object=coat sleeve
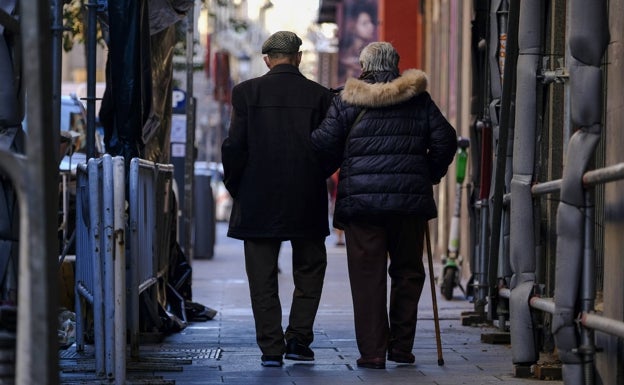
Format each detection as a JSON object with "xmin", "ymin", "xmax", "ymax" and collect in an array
[
  {"xmin": 426, "ymin": 95, "xmax": 458, "ymax": 184},
  {"xmin": 221, "ymin": 85, "xmax": 248, "ymax": 197},
  {"xmin": 311, "ymin": 97, "xmax": 348, "ymax": 178}
]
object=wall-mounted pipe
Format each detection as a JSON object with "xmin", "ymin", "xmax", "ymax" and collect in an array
[
  {"xmin": 581, "ymin": 313, "xmax": 624, "ymax": 340},
  {"xmin": 553, "ymin": 0, "xmax": 609, "ymax": 383},
  {"xmin": 532, "ymin": 163, "xmax": 624, "ymax": 196},
  {"xmin": 508, "ymin": 0, "xmax": 542, "ymax": 365},
  {"xmin": 509, "ymin": 293, "xmax": 624, "ymax": 339},
  {"xmin": 489, "ymin": 0, "xmax": 518, "ymax": 331}
]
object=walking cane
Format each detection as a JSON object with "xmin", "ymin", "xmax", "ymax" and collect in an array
[{"xmin": 425, "ymin": 224, "xmax": 445, "ymax": 366}]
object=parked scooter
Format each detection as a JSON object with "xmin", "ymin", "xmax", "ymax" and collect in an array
[{"xmin": 440, "ymin": 137, "xmax": 470, "ymax": 300}]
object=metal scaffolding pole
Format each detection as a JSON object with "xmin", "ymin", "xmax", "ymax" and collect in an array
[
  {"xmin": 183, "ymin": 6, "xmax": 196, "ymax": 261},
  {"xmin": 17, "ymin": 0, "xmax": 60, "ymax": 383},
  {"xmin": 51, "ymin": 0, "xmax": 63, "ymax": 139},
  {"xmin": 85, "ymin": 0, "xmax": 98, "ymax": 159}
]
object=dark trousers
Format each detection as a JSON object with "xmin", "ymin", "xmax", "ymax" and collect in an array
[
  {"xmin": 344, "ymin": 217, "xmax": 426, "ymax": 359},
  {"xmin": 244, "ymin": 238, "xmax": 327, "ymax": 356}
]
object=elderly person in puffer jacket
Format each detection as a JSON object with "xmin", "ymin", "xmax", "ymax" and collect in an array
[{"xmin": 311, "ymin": 42, "xmax": 457, "ymax": 370}]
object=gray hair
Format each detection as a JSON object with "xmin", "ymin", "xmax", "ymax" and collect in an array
[{"xmin": 359, "ymin": 42, "xmax": 400, "ymax": 73}]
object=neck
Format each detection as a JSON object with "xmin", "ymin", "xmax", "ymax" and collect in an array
[
  {"xmin": 270, "ymin": 58, "xmax": 296, "ymax": 67},
  {"xmin": 264, "ymin": 52, "xmax": 302, "ymax": 69}
]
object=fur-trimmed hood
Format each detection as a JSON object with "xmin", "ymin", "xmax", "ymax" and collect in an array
[{"xmin": 340, "ymin": 69, "xmax": 428, "ymax": 108}]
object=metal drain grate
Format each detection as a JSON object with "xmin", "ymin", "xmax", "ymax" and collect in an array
[
  {"xmin": 142, "ymin": 347, "xmax": 222, "ymax": 360},
  {"xmin": 59, "ymin": 349, "xmax": 94, "ymax": 360},
  {"xmin": 60, "ymin": 347, "xmax": 222, "ymax": 361}
]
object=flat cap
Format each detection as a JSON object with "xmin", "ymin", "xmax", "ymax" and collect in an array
[{"xmin": 261, "ymin": 31, "xmax": 302, "ymax": 54}]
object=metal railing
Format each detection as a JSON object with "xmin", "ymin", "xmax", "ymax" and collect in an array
[
  {"xmin": 128, "ymin": 158, "xmax": 175, "ymax": 357},
  {"xmin": 74, "ymin": 155, "xmax": 175, "ymax": 383},
  {"xmin": 74, "ymin": 155, "xmax": 126, "ymax": 382}
]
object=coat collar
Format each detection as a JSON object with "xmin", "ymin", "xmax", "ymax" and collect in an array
[
  {"xmin": 265, "ymin": 63, "xmax": 304, "ymax": 77},
  {"xmin": 340, "ymin": 69, "xmax": 428, "ymax": 108}
]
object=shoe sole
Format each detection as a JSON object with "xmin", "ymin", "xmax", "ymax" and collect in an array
[
  {"xmin": 387, "ymin": 356, "xmax": 415, "ymax": 364},
  {"xmin": 357, "ymin": 362, "xmax": 386, "ymax": 369},
  {"xmin": 261, "ymin": 360, "xmax": 283, "ymax": 367}
]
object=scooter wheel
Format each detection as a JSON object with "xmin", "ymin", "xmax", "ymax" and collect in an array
[{"xmin": 442, "ymin": 268, "xmax": 455, "ymax": 300}]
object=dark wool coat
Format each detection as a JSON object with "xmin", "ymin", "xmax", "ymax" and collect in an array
[
  {"xmin": 311, "ymin": 69, "xmax": 457, "ymax": 228},
  {"xmin": 222, "ymin": 64, "xmax": 334, "ymax": 240}
]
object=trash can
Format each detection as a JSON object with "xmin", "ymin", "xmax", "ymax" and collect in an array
[{"xmin": 193, "ymin": 165, "xmax": 216, "ymax": 259}]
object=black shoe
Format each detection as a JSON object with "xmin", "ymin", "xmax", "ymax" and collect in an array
[
  {"xmin": 284, "ymin": 339, "xmax": 314, "ymax": 361},
  {"xmin": 387, "ymin": 348, "xmax": 415, "ymax": 364},
  {"xmin": 356, "ymin": 356, "xmax": 386, "ymax": 369},
  {"xmin": 261, "ymin": 355, "xmax": 283, "ymax": 367}
]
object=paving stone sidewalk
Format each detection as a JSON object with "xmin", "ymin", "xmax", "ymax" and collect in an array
[
  {"xmin": 141, "ymin": 222, "xmax": 561, "ymax": 385},
  {"xmin": 60, "ymin": 222, "xmax": 562, "ymax": 384}
]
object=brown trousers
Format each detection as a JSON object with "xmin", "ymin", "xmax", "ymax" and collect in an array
[
  {"xmin": 344, "ymin": 217, "xmax": 426, "ymax": 359},
  {"xmin": 244, "ymin": 238, "xmax": 327, "ymax": 356}
]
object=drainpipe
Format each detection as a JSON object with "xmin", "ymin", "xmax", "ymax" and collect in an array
[
  {"xmin": 468, "ymin": 0, "xmax": 505, "ymax": 318},
  {"xmin": 85, "ymin": 0, "xmax": 98, "ymax": 159},
  {"xmin": 183, "ymin": 6, "xmax": 196, "ymax": 261},
  {"xmin": 508, "ymin": 0, "xmax": 542, "ymax": 365},
  {"xmin": 468, "ymin": 0, "xmax": 488, "ymax": 303},
  {"xmin": 490, "ymin": 0, "xmax": 518, "ymax": 331},
  {"xmin": 475, "ymin": 0, "xmax": 507, "ymax": 322},
  {"xmin": 51, "ymin": 0, "xmax": 62, "ymax": 145},
  {"xmin": 552, "ymin": 0, "xmax": 609, "ymax": 383},
  {"xmin": 580, "ymin": 192, "xmax": 595, "ymax": 385},
  {"xmin": 476, "ymin": 0, "xmax": 511, "ymax": 321}
]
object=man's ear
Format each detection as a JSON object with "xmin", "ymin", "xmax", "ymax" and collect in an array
[{"xmin": 263, "ymin": 55, "xmax": 271, "ymax": 68}]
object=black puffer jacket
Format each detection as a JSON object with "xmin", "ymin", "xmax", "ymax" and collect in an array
[{"xmin": 311, "ymin": 69, "xmax": 457, "ymax": 228}]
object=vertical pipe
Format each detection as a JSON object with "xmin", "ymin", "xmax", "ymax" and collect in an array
[
  {"xmin": 74, "ymin": 166, "xmax": 86, "ymax": 352},
  {"xmin": 103, "ymin": 155, "xmax": 115, "ymax": 378},
  {"xmin": 456, "ymin": 1, "xmax": 464, "ymax": 134},
  {"xmin": 553, "ymin": 0, "xmax": 608, "ymax": 382},
  {"xmin": 581, "ymin": 191, "xmax": 595, "ymax": 385},
  {"xmin": 476, "ymin": 201, "xmax": 489, "ymax": 316},
  {"xmin": 86, "ymin": 0, "xmax": 97, "ymax": 159},
  {"xmin": 475, "ymin": 117, "xmax": 492, "ymax": 316},
  {"xmin": 508, "ymin": 0, "xmax": 543, "ymax": 365},
  {"xmin": 491, "ymin": 0, "xmax": 519, "ymax": 328},
  {"xmin": 89, "ymin": 159, "xmax": 105, "ymax": 375},
  {"xmin": 183, "ymin": 6, "xmax": 196, "ymax": 261},
  {"xmin": 563, "ymin": 0, "xmax": 572, "ymax": 154},
  {"xmin": 17, "ymin": 1, "xmax": 59, "ymax": 383},
  {"xmin": 129, "ymin": 159, "xmax": 140, "ymax": 358},
  {"xmin": 51, "ymin": 0, "xmax": 63, "ymax": 140},
  {"xmin": 113, "ymin": 157, "xmax": 126, "ymax": 385},
  {"xmin": 496, "ymin": 0, "xmax": 508, "ymax": 84}
]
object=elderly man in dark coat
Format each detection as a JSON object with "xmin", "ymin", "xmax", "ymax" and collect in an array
[{"xmin": 221, "ymin": 31, "xmax": 334, "ymax": 368}]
